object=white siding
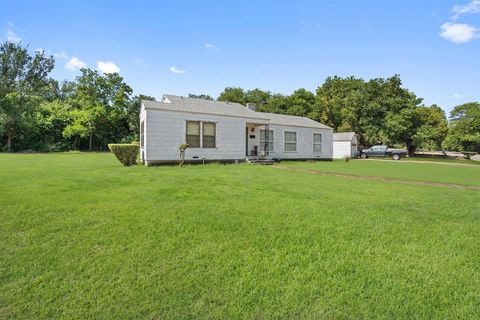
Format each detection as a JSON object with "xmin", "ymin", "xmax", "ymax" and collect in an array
[
  {"xmin": 144, "ymin": 108, "xmax": 333, "ymax": 163},
  {"xmin": 333, "ymin": 141, "xmax": 354, "ymax": 158},
  {"xmin": 145, "ymin": 109, "xmax": 259, "ymax": 162},
  {"xmin": 268, "ymin": 124, "xmax": 333, "ymax": 159}
]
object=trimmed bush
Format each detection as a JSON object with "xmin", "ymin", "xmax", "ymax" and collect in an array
[{"xmin": 108, "ymin": 144, "xmax": 139, "ymax": 166}]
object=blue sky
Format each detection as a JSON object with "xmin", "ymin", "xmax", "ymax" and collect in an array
[{"xmin": 1, "ymin": 0, "xmax": 479, "ymax": 113}]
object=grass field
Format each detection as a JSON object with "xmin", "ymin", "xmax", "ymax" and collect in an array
[
  {"xmin": 407, "ymin": 156, "xmax": 480, "ymax": 165},
  {"xmin": 282, "ymin": 159, "xmax": 480, "ymax": 187},
  {"xmin": 1, "ymin": 153, "xmax": 480, "ymax": 319}
]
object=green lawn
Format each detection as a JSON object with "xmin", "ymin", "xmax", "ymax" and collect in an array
[
  {"xmin": 1, "ymin": 153, "xmax": 480, "ymax": 319},
  {"xmin": 407, "ymin": 156, "xmax": 480, "ymax": 165},
  {"xmin": 282, "ymin": 159, "xmax": 480, "ymax": 187}
]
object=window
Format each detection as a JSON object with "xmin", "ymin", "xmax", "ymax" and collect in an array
[
  {"xmin": 371, "ymin": 146, "xmax": 385, "ymax": 152},
  {"xmin": 284, "ymin": 131, "xmax": 297, "ymax": 152},
  {"xmin": 260, "ymin": 129, "xmax": 274, "ymax": 152},
  {"xmin": 186, "ymin": 121, "xmax": 201, "ymax": 148},
  {"xmin": 202, "ymin": 122, "xmax": 216, "ymax": 148},
  {"xmin": 140, "ymin": 121, "xmax": 145, "ymax": 148},
  {"xmin": 313, "ymin": 133, "xmax": 322, "ymax": 152},
  {"xmin": 186, "ymin": 121, "xmax": 216, "ymax": 148}
]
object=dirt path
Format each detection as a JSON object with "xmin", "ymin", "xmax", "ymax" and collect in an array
[
  {"xmin": 272, "ymin": 165, "xmax": 480, "ymax": 191},
  {"xmin": 360, "ymin": 158, "xmax": 480, "ymax": 167}
]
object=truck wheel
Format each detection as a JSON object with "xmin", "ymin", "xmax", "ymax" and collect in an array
[
  {"xmin": 392, "ymin": 153, "xmax": 401, "ymax": 160},
  {"xmin": 361, "ymin": 153, "xmax": 368, "ymax": 159}
]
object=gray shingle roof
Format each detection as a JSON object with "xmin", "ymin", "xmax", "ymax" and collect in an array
[
  {"xmin": 143, "ymin": 95, "xmax": 269, "ymax": 120},
  {"xmin": 263, "ymin": 112, "xmax": 331, "ymax": 129},
  {"xmin": 143, "ymin": 95, "xmax": 331, "ymax": 129},
  {"xmin": 333, "ymin": 132, "xmax": 356, "ymax": 141}
]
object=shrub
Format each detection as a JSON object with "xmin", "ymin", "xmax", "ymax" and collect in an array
[
  {"xmin": 108, "ymin": 144, "xmax": 139, "ymax": 166},
  {"xmin": 344, "ymin": 156, "xmax": 351, "ymax": 162},
  {"xmin": 179, "ymin": 143, "xmax": 189, "ymax": 167}
]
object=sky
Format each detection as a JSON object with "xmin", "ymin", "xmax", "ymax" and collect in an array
[{"xmin": 1, "ymin": 0, "xmax": 479, "ymax": 114}]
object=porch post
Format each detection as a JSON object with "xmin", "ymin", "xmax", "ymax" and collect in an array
[{"xmin": 264, "ymin": 124, "xmax": 269, "ymax": 158}]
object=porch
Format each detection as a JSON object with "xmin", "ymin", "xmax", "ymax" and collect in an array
[{"xmin": 245, "ymin": 122, "xmax": 273, "ymax": 161}]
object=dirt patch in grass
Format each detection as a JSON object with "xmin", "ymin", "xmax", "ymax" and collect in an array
[
  {"xmin": 273, "ymin": 165, "xmax": 480, "ymax": 191},
  {"xmin": 362, "ymin": 158, "xmax": 480, "ymax": 167}
]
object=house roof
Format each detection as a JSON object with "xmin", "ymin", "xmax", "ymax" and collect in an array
[
  {"xmin": 142, "ymin": 95, "xmax": 332, "ymax": 129},
  {"xmin": 263, "ymin": 112, "xmax": 331, "ymax": 129},
  {"xmin": 143, "ymin": 95, "xmax": 269, "ymax": 120},
  {"xmin": 333, "ymin": 132, "xmax": 356, "ymax": 141}
]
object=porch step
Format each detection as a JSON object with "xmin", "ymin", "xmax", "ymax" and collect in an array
[{"xmin": 247, "ymin": 159, "xmax": 275, "ymax": 165}]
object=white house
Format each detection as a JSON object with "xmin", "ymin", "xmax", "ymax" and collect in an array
[
  {"xmin": 333, "ymin": 132, "xmax": 358, "ymax": 159},
  {"xmin": 140, "ymin": 95, "xmax": 333, "ymax": 165}
]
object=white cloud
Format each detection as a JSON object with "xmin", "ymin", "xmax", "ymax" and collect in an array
[
  {"xmin": 170, "ymin": 66, "xmax": 186, "ymax": 74},
  {"xmin": 453, "ymin": 93, "xmax": 463, "ymax": 98},
  {"xmin": 54, "ymin": 51, "xmax": 69, "ymax": 59},
  {"xmin": 66, "ymin": 57, "xmax": 87, "ymax": 71},
  {"xmin": 205, "ymin": 43, "xmax": 219, "ymax": 50},
  {"xmin": 6, "ymin": 22, "xmax": 21, "ymax": 43},
  {"xmin": 439, "ymin": 22, "xmax": 479, "ymax": 43},
  {"xmin": 453, "ymin": 0, "xmax": 480, "ymax": 19},
  {"xmin": 97, "ymin": 61, "xmax": 120, "ymax": 73}
]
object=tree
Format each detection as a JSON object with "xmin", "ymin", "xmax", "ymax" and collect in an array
[
  {"xmin": 0, "ymin": 41, "xmax": 54, "ymax": 151},
  {"xmin": 411, "ymin": 105, "xmax": 448, "ymax": 150},
  {"xmin": 71, "ymin": 68, "xmax": 133, "ymax": 150},
  {"xmin": 443, "ymin": 102, "xmax": 480, "ymax": 152},
  {"xmin": 287, "ymin": 88, "xmax": 315, "ymax": 117},
  {"xmin": 245, "ymin": 88, "xmax": 271, "ymax": 107},
  {"xmin": 34, "ymin": 100, "xmax": 75, "ymax": 151},
  {"xmin": 127, "ymin": 94, "xmax": 156, "ymax": 141},
  {"xmin": 257, "ymin": 93, "xmax": 289, "ymax": 114},
  {"xmin": 63, "ymin": 104, "xmax": 104, "ymax": 150},
  {"xmin": 188, "ymin": 93, "xmax": 213, "ymax": 100},
  {"xmin": 378, "ymin": 76, "xmax": 423, "ymax": 153},
  {"xmin": 217, "ymin": 87, "xmax": 246, "ymax": 104},
  {"xmin": 314, "ymin": 76, "xmax": 365, "ymax": 132}
]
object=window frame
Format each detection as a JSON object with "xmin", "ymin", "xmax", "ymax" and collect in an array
[
  {"xmin": 313, "ymin": 133, "xmax": 322, "ymax": 153},
  {"xmin": 202, "ymin": 122, "xmax": 216, "ymax": 149},
  {"xmin": 284, "ymin": 130, "xmax": 297, "ymax": 152},
  {"xmin": 185, "ymin": 121, "xmax": 201, "ymax": 148},
  {"xmin": 260, "ymin": 129, "xmax": 274, "ymax": 153}
]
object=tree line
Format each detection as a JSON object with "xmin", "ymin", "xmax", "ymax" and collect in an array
[
  {"xmin": 1, "ymin": 40, "xmax": 479, "ymax": 153},
  {"xmin": 214, "ymin": 81, "xmax": 478, "ymax": 153}
]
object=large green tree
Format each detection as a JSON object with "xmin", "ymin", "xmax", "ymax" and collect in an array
[
  {"xmin": 257, "ymin": 93, "xmax": 289, "ymax": 114},
  {"xmin": 313, "ymin": 76, "xmax": 365, "ymax": 132},
  {"xmin": 443, "ymin": 102, "xmax": 480, "ymax": 152},
  {"xmin": 69, "ymin": 68, "xmax": 133, "ymax": 150},
  {"xmin": 411, "ymin": 104, "xmax": 448, "ymax": 151},
  {"xmin": 245, "ymin": 88, "xmax": 271, "ymax": 107},
  {"xmin": 217, "ymin": 87, "xmax": 246, "ymax": 104},
  {"xmin": 286, "ymin": 88, "xmax": 315, "ymax": 117},
  {"xmin": 314, "ymin": 75, "xmax": 425, "ymax": 152},
  {"xmin": 0, "ymin": 41, "xmax": 54, "ymax": 151}
]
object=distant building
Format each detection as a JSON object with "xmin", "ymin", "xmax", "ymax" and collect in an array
[{"xmin": 333, "ymin": 132, "xmax": 358, "ymax": 159}]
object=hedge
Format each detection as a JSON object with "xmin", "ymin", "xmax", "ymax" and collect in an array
[{"xmin": 108, "ymin": 144, "xmax": 139, "ymax": 166}]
